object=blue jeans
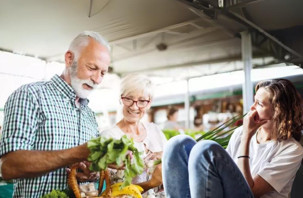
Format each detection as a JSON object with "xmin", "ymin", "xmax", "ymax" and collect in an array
[{"xmin": 162, "ymin": 135, "xmax": 253, "ymax": 198}]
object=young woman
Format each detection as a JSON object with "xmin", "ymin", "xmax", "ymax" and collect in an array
[
  {"xmin": 162, "ymin": 79, "xmax": 303, "ymax": 198},
  {"xmin": 101, "ymin": 74, "xmax": 167, "ymax": 198}
]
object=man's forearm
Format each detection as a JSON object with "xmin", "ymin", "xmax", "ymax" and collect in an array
[{"xmin": 1, "ymin": 143, "xmax": 89, "ymax": 180}]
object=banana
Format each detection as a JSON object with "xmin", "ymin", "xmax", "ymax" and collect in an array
[
  {"xmin": 133, "ymin": 185, "xmax": 143, "ymax": 192},
  {"xmin": 111, "ymin": 185, "xmax": 142, "ymax": 198},
  {"xmin": 110, "ymin": 182, "xmax": 142, "ymax": 191},
  {"xmin": 102, "ymin": 182, "xmax": 143, "ymax": 198},
  {"xmin": 110, "ymin": 182, "xmax": 124, "ymax": 188}
]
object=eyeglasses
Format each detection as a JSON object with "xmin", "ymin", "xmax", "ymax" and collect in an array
[{"xmin": 121, "ymin": 96, "xmax": 150, "ymax": 108}]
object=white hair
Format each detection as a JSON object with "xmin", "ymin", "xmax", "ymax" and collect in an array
[
  {"xmin": 68, "ymin": 31, "xmax": 111, "ymax": 60},
  {"xmin": 120, "ymin": 73, "xmax": 154, "ymax": 99}
]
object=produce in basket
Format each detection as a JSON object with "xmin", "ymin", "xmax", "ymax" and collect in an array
[
  {"xmin": 87, "ymin": 135, "xmax": 144, "ymax": 187},
  {"xmin": 101, "ymin": 181, "xmax": 143, "ymax": 198},
  {"xmin": 67, "ymin": 135, "xmax": 145, "ymax": 198},
  {"xmin": 40, "ymin": 189, "xmax": 69, "ymax": 198}
]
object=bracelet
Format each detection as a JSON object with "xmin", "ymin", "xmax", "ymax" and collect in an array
[{"xmin": 237, "ymin": 155, "xmax": 250, "ymax": 159}]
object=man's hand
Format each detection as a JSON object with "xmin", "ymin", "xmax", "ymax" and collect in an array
[
  {"xmin": 67, "ymin": 161, "xmax": 99, "ymax": 182},
  {"xmin": 107, "ymin": 163, "xmax": 125, "ymax": 170}
]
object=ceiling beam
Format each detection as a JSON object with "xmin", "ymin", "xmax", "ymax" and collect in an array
[
  {"xmin": 119, "ymin": 54, "xmax": 243, "ymax": 74},
  {"xmin": 179, "ymin": 1, "xmax": 236, "ymax": 37},
  {"xmin": 109, "ymin": 18, "xmax": 205, "ymax": 45},
  {"xmin": 228, "ymin": 11, "xmax": 303, "ymax": 59},
  {"xmin": 112, "ymin": 27, "xmax": 220, "ymax": 62},
  {"xmin": 222, "ymin": 0, "xmax": 265, "ymax": 9},
  {"xmin": 179, "ymin": 0, "xmax": 303, "ymax": 63},
  {"xmin": 88, "ymin": 0, "xmax": 93, "ymax": 17}
]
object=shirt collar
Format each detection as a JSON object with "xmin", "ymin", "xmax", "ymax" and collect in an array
[
  {"xmin": 51, "ymin": 74, "xmax": 77, "ymax": 101},
  {"xmin": 51, "ymin": 75, "xmax": 90, "ymax": 106}
]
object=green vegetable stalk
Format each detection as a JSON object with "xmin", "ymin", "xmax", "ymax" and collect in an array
[
  {"xmin": 87, "ymin": 135, "xmax": 144, "ymax": 188},
  {"xmin": 41, "ymin": 189, "xmax": 69, "ymax": 198}
]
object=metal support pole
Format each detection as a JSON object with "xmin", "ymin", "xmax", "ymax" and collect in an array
[
  {"xmin": 241, "ymin": 31, "xmax": 254, "ymax": 113},
  {"xmin": 184, "ymin": 79, "xmax": 190, "ymax": 129}
]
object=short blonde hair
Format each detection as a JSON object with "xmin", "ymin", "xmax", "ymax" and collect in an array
[{"xmin": 120, "ymin": 73, "xmax": 154, "ymax": 99}]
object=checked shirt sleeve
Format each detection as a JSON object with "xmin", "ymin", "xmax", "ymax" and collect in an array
[{"xmin": 0, "ymin": 85, "xmax": 41, "ymax": 157}]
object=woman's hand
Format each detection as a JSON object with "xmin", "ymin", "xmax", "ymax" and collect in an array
[
  {"xmin": 242, "ymin": 110, "xmax": 267, "ymax": 140},
  {"xmin": 137, "ymin": 164, "xmax": 163, "ymax": 193},
  {"xmin": 149, "ymin": 164, "xmax": 162, "ymax": 186},
  {"xmin": 145, "ymin": 152, "xmax": 162, "ymax": 161}
]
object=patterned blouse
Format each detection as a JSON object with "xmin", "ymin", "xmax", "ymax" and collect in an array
[{"xmin": 101, "ymin": 122, "xmax": 167, "ymax": 198}]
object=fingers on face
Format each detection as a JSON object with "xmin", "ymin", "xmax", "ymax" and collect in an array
[
  {"xmin": 249, "ymin": 110, "xmax": 257, "ymax": 116},
  {"xmin": 259, "ymin": 119, "xmax": 268, "ymax": 125},
  {"xmin": 247, "ymin": 110, "xmax": 260, "ymax": 122}
]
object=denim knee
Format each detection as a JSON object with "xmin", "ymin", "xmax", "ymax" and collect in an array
[
  {"xmin": 165, "ymin": 135, "xmax": 195, "ymax": 152},
  {"xmin": 191, "ymin": 140, "xmax": 224, "ymax": 159},
  {"xmin": 163, "ymin": 135, "xmax": 196, "ymax": 165}
]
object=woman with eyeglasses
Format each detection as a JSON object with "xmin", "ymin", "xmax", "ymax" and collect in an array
[{"xmin": 101, "ymin": 73, "xmax": 167, "ymax": 198}]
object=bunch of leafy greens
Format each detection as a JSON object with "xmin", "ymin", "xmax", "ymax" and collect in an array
[
  {"xmin": 196, "ymin": 113, "xmax": 246, "ymax": 148},
  {"xmin": 87, "ymin": 135, "xmax": 144, "ymax": 187},
  {"xmin": 41, "ymin": 189, "xmax": 69, "ymax": 198},
  {"xmin": 163, "ymin": 114, "xmax": 246, "ymax": 149}
]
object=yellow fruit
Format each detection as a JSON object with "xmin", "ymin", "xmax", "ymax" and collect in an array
[
  {"xmin": 111, "ymin": 182, "xmax": 124, "ymax": 188},
  {"xmin": 102, "ymin": 182, "xmax": 143, "ymax": 198},
  {"xmin": 132, "ymin": 184, "xmax": 143, "ymax": 192}
]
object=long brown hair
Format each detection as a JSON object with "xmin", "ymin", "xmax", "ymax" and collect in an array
[{"xmin": 255, "ymin": 79, "xmax": 303, "ymax": 142}]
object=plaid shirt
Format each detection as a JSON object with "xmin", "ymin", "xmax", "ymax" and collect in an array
[{"xmin": 0, "ymin": 75, "xmax": 99, "ymax": 198}]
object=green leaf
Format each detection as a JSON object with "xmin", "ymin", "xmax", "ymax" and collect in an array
[
  {"xmin": 87, "ymin": 138, "xmax": 99, "ymax": 148},
  {"xmin": 196, "ymin": 113, "xmax": 246, "ymax": 142},
  {"xmin": 41, "ymin": 189, "xmax": 69, "ymax": 198},
  {"xmin": 87, "ymin": 135, "xmax": 144, "ymax": 187},
  {"xmin": 87, "ymin": 151, "xmax": 103, "ymax": 161},
  {"xmin": 153, "ymin": 159, "xmax": 162, "ymax": 166},
  {"xmin": 162, "ymin": 114, "xmax": 245, "ymax": 148},
  {"xmin": 97, "ymin": 156, "xmax": 108, "ymax": 170}
]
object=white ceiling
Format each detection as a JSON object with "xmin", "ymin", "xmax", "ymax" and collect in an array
[
  {"xmin": 1, "ymin": 0, "xmax": 277, "ymax": 80},
  {"xmin": 1, "ymin": 0, "xmax": 303, "ymax": 130},
  {"xmin": 1, "ymin": 0, "xmax": 303, "ymax": 97},
  {"xmin": 0, "ymin": 0, "xmax": 199, "ymax": 62}
]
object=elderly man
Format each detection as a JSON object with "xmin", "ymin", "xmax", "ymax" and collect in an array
[{"xmin": 0, "ymin": 31, "xmax": 111, "ymax": 197}]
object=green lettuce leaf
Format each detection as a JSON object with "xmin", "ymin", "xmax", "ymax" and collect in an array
[{"xmin": 87, "ymin": 135, "xmax": 144, "ymax": 188}]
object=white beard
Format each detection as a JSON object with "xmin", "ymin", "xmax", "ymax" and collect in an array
[{"xmin": 69, "ymin": 61, "xmax": 98, "ymax": 98}]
